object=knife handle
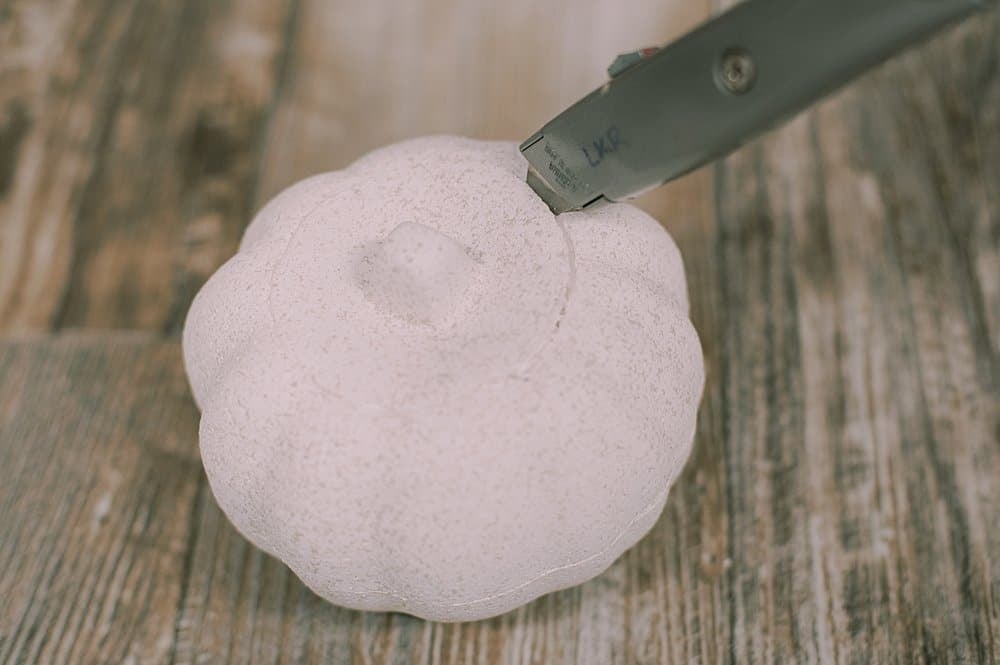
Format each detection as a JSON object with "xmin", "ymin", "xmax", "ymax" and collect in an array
[{"xmin": 521, "ymin": 0, "xmax": 994, "ymax": 212}]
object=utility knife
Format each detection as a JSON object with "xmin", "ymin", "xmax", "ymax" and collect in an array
[{"xmin": 521, "ymin": 0, "xmax": 995, "ymax": 213}]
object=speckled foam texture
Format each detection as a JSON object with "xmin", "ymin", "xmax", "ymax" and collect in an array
[{"xmin": 182, "ymin": 136, "xmax": 704, "ymax": 622}]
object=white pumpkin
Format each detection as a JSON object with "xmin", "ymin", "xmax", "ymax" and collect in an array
[{"xmin": 182, "ymin": 136, "xmax": 704, "ymax": 622}]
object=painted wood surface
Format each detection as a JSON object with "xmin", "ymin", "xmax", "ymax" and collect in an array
[{"xmin": 0, "ymin": 0, "xmax": 997, "ymax": 662}]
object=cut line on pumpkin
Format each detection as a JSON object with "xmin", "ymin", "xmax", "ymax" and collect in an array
[{"xmin": 504, "ymin": 212, "xmax": 578, "ymax": 379}]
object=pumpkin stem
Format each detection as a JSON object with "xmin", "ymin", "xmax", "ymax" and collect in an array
[{"xmin": 356, "ymin": 222, "xmax": 478, "ymax": 325}]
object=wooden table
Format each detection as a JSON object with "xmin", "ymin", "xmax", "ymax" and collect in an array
[{"xmin": 1, "ymin": 1, "xmax": 997, "ymax": 663}]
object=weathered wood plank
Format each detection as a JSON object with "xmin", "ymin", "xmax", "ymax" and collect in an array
[
  {"xmin": 0, "ymin": 335, "xmax": 201, "ymax": 664},
  {"xmin": 0, "ymin": 0, "xmax": 298, "ymax": 331},
  {"xmin": 706, "ymin": 12, "xmax": 1000, "ymax": 664}
]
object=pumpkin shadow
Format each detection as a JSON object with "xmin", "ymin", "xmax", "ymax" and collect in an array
[
  {"xmin": 194, "ymin": 463, "xmax": 703, "ymax": 660},
  {"xmin": 214, "ymin": 512, "xmax": 608, "ymax": 658},
  {"xmin": 196, "ymin": 450, "xmax": 707, "ymax": 658},
  {"xmin": 241, "ymin": 535, "xmax": 590, "ymax": 645},
  {"xmin": 191, "ymin": 442, "xmax": 715, "ymax": 661},
  {"xmin": 237, "ymin": 534, "xmax": 677, "ymax": 665}
]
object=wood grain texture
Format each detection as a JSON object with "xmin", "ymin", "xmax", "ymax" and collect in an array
[
  {"xmin": 0, "ymin": 335, "xmax": 201, "ymax": 664},
  {"xmin": 0, "ymin": 0, "xmax": 998, "ymax": 663},
  {"xmin": 0, "ymin": 0, "xmax": 712, "ymax": 333},
  {"xmin": 0, "ymin": 0, "xmax": 298, "ymax": 331}
]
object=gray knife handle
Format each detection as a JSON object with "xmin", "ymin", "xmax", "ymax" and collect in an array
[{"xmin": 521, "ymin": 0, "xmax": 993, "ymax": 212}]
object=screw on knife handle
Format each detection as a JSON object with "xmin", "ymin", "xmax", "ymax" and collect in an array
[{"xmin": 716, "ymin": 48, "xmax": 757, "ymax": 95}]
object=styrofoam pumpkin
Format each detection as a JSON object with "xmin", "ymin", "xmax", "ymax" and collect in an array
[{"xmin": 182, "ymin": 136, "xmax": 704, "ymax": 621}]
